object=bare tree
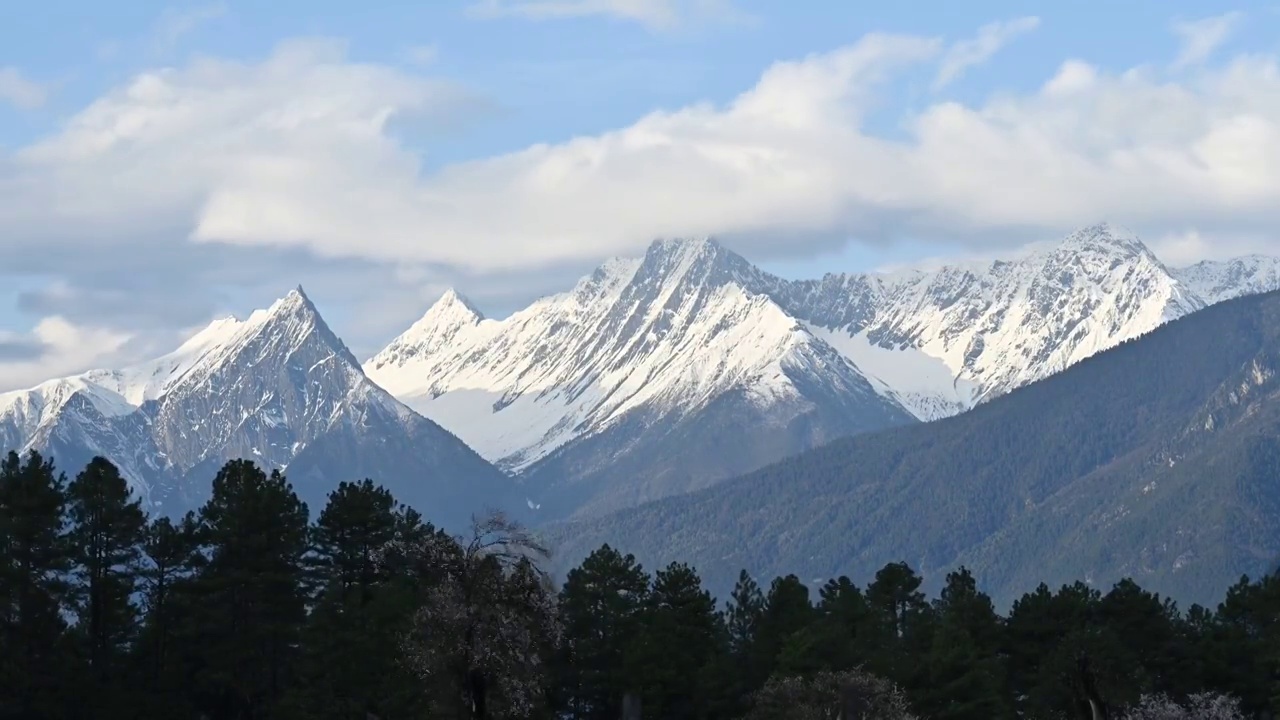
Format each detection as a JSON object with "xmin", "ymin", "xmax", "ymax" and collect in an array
[
  {"xmin": 384, "ymin": 511, "xmax": 561, "ymax": 720},
  {"xmin": 743, "ymin": 669, "xmax": 918, "ymax": 720}
]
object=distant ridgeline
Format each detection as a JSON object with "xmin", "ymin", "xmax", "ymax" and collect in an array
[{"xmin": 0, "ymin": 450, "xmax": 1273, "ymax": 719}]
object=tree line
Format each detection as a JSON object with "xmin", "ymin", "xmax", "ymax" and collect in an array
[{"xmin": 1, "ymin": 450, "xmax": 1276, "ymax": 719}]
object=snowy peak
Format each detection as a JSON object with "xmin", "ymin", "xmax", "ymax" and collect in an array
[
  {"xmin": 0, "ymin": 287, "xmax": 415, "ymax": 502},
  {"xmin": 427, "ymin": 289, "xmax": 486, "ymax": 324},
  {"xmin": 0, "ymin": 284, "xmax": 515, "ymax": 528},
  {"xmin": 368, "ymin": 289, "xmax": 486, "ymax": 374},
  {"xmin": 1176, "ymin": 256, "xmax": 1280, "ymax": 305},
  {"xmin": 793, "ymin": 222, "xmax": 1216, "ymax": 410},
  {"xmin": 364, "ymin": 235, "xmax": 910, "ymax": 478},
  {"xmin": 633, "ymin": 237, "xmax": 761, "ymax": 294},
  {"xmin": 1053, "ymin": 221, "xmax": 1155, "ymax": 260},
  {"xmin": 239, "ymin": 286, "xmax": 362, "ymax": 369}
]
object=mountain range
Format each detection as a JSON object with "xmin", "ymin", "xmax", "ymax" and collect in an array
[
  {"xmin": 1, "ymin": 221, "xmax": 1277, "ymax": 551},
  {"xmin": 366, "ymin": 222, "xmax": 1280, "ymax": 520},
  {"xmin": 544, "ymin": 288, "xmax": 1280, "ymax": 608}
]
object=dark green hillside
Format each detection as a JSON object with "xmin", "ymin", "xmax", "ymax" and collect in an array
[{"xmin": 545, "ymin": 291, "xmax": 1280, "ymax": 607}]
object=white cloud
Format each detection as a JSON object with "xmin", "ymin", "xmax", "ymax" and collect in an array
[
  {"xmin": 3, "ymin": 23, "xmax": 1280, "ymax": 389},
  {"xmin": 5, "ymin": 27, "xmax": 1280, "ymax": 280},
  {"xmin": 153, "ymin": 2, "xmax": 229, "ymax": 52},
  {"xmin": 1171, "ymin": 12, "xmax": 1242, "ymax": 70},
  {"xmin": 933, "ymin": 16, "xmax": 1040, "ymax": 90},
  {"xmin": 466, "ymin": 0, "xmax": 750, "ymax": 30},
  {"xmin": 0, "ymin": 317, "xmax": 135, "ymax": 391},
  {"xmin": 0, "ymin": 67, "xmax": 48, "ymax": 109}
]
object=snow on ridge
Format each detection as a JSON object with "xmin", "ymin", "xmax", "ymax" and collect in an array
[
  {"xmin": 370, "ymin": 222, "xmax": 1280, "ymax": 459},
  {"xmin": 774, "ymin": 221, "xmax": 1209, "ymax": 406},
  {"xmin": 805, "ymin": 325, "xmax": 977, "ymax": 421},
  {"xmin": 364, "ymin": 249, "xmax": 870, "ymax": 470},
  {"xmin": 0, "ymin": 285, "xmax": 416, "ymax": 463},
  {"xmin": 1174, "ymin": 255, "xmax": 1280, "ymax": 305}
]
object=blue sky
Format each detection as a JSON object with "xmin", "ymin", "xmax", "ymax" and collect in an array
[{"xmin": 0, "ymin": 0, "xmax": 1276, "ymax": 388}]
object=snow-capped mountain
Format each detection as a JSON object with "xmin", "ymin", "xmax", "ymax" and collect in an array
[
  {"xmin": 768, "ymin": 223, "xmax": 1208, "ymax": 417},
  {"xmin": 365, "ymin": 239, "xmax": 916, "ymax": 519},
  {"xmin": 0, "ymin": 288, "xmax": 515, "ymax": 529},
  {"xmin": 367, "ymin": 222, "xmax": 1280, "ymax": 521},
  {"xmin": 1174, "ymin": 255, "xmax": 1280, "ymax": 305}
]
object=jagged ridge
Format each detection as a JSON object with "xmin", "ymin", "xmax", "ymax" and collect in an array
[
  {"xmin": 366, "ymin": 238, "xmax": 915, "ymax": 518},
  {"xmin": 366, "ymin": 222, "xmax": 1280, "ymax": 521}
]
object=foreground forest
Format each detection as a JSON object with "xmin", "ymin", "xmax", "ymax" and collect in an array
[{"xmin": 1, "ymin": 452, "xmax": 1277, "ymax": 719}]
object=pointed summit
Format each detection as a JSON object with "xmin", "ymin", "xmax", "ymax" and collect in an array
[
  {"xmin": 1057, "ymin": 222, "xmax": 1152, "ymax": 258},
  {"xmin": 644, "ymin": 236, "xmax": 726, "ymax": 267},
  {"xmin": 366, "ymin": 289, "xmax": 485, "ymax": 371},
  {"xmin": 265, "ymin": 284, "xmax": 320, "ymax": 319},
  {"xmin": 427, "ymin": 288, "xmax": 486, "ymax": 323},
  {"xmin": 635, "ymin": 236, "xmax": 759, "ymax": 290}
]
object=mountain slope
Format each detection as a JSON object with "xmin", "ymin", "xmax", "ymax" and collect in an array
[
  {"xmin": 0, "ymin": 288, "xmax": 515, "ymax": 529},
  {"xmin": 366, "ymin": 239, "xmax": 915, "ymax": 519},
  {"xmin": 544, "ymin": 290, "xmax": 1280, "ymax": 608}
]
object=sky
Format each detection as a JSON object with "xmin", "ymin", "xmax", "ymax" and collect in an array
[{"xmin": 0, "ymin": 0, "xmax": 1277, "ymax": 390}]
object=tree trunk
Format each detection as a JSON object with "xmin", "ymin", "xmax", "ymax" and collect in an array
[
  {"xmin": 621, "ymin": 692, "xmax": 641, "ymax": 720},
  {"xmin": 469, "ymin": 668, "xmax": 489, "ymax": 720}
]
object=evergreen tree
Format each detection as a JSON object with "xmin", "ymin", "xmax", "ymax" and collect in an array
[
  {"xmin": 627, "ymin": 562, "xmax": 724, "ymax": 720},
  {"xmin": 65, "ymin": 455, "xmax": 147, "ymax": 711},
  {"xmin": 755, "ymin": 575, "xmax": 815, "ymax": 670},
  {"xmin": 863, "ymin": 562, "xmax": 933, "ymax": 683},
  {"xmin": 0, "ymin": 450, "xmax": 73, "ymax": 718},
  {"xmin": 703, "ymin": 569, "xmax": 769, "ymax": 717},
  {"xmin": 1006, "ymin": 581, "xmax": 1131, "ymax": 719},
  {"xmin": 776, "ymin": 576, "xmax": 869, "ymax": 676},
  {"xmin": 132, "ymin": 511, "xmax": 203, "ymax": 718},
  {"xmin": 1097, "ymin": 579, "xmax": 1187, "ymax": 699},
  {"xmin": 282, "ymin": 480, "xmax": 428, "ymax": 719},
  {"xmin": 916, "ymin": 567, "xmax": 1010, "ymax": 720},
  {"xmin": 556, "ymin": 544, "xmax": 651, "ymax": 720},
  {"xmin": 726, "ymin": 569, "xmax": 765, "ymax": 656},
  {"xmin": 1212, "ymin": 574, "xmax": 1280, "ymax": 715},
  {"xmin": 189, "ymin": 460, "xmax": 311, "ymax": 718}
]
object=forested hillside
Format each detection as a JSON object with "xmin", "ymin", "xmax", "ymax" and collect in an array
[
  {"xmin": 1, "ymin": 452, "xmax": 1277, "ymax": 719},
  {"xmin": 547, "ymin": 290, "xmax": 1280, "ymax": 608}
]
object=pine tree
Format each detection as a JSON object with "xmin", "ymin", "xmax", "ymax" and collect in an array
[
  {"xmin": 864, "ymin": 562, "xmax": 933, "ymax": 684},
  {"xmin": 702, "ymin": 569, "xmax": 769, "ymax": 717},
  {"xmin": 190, "ymin": 460, "xmax": 311, "ymax": 718},
  {"xmin": 776, "ymin": 576, "xmax": 868, "ymax": 676},
  {"xmin": 916, "ymin": 567, "xmax": 1011, "ymax": 720},
  {"xmin": 0, "ymin": 450, "xmax": 73, "ymax": 718},
  {"xmin": 282, "ymin": 480, "xmax": 428, "ymax": 719},
  {"xmin": 556, "ymin": 544, "xmax": 651, "ymax": 720},
  {"xmin": 132, "ymin": 511, "xmax": 203, "ymax": 717},
  {"xmin": 65, "ymin": 455, "xmax": 147, "ymax": 710},
  {"xmin": 726, "ymin": 569, "xmax": 765, "ymax": 656},
  {"xmin": 753, "ymin": 574, "xmax": 815, "ymax": 679},
  {"xmin": 627, "ymin": 562, "xmax": 724, "ymax": 720}
]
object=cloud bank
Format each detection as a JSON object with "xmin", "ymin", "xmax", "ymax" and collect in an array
[{"xmin": 0, "ymin": 16, "xmax": 1278, "ymax": 387}]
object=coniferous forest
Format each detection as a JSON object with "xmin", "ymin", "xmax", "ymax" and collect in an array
[{"xmin": 2, "ymin": 451, "xmax": 1278, "ymax": 720}]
